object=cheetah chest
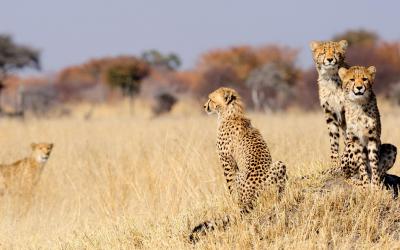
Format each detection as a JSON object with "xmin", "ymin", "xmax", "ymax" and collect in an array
[
  {"xmin": 319, "ymin": 79, "xmax": 345, "ymax": 123},
  {"xmin": 346, "ymin": 112, "xmax": 375, "ymax": 147}
]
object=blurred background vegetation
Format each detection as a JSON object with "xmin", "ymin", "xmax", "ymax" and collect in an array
[{"xmin": 1, "ymin": 29, "xmax": 400, "ymax": 118}]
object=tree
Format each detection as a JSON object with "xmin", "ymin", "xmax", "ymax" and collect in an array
[
  {"xmin": 104, "ymin": 56, "xmax": 150, "ymax": 102},
  {"xmin": 141, "ymin": 50, "xmax": 181, "ymax": 71},
  {"xmin": 196, "ymin": 45, "xmax": 299, "ymax": 104},
  {"xmin": 197, "ymin": 65, "xmax": 242, "ymax": 97},
  {"xmin": 0, "ymin": 35, "xmax": 40, "ymax": 113},
  {"xmin": 0, "ymin": 35, "xmax": 40, "ymax": 85},
  {"xmin": 333, "ymin": 29, "xmax": 379, "ymax": 47},
  {"xmin": 246, "ymin": 63, "xmax": 295, "ymax": 112},
  {"xmin": 197, "ymin": 46, "xmax": 258, "ymax": 83}
]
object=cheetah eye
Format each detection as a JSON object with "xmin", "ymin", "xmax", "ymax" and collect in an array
[{"xmin": 362, "ymin": 77, "xmax": 368, "ymax": 81}]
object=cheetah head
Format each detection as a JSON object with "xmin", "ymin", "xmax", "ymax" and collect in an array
[
  {"xmin": 310, "ymin": 40, "xmax": 348, "ymax": 71},
  {"xmin": 339, "ymin": 66, "xmax": 376, "ymax": 103},
  {"xmin": 31, "ymin": 142, "xmax": 54, "ymax": 163},
  {"xmin": 204, "ymin": 87, "xmax": 242, "ymax": 115}
]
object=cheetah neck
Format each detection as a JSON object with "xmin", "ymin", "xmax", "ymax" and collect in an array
[
  {"xmin": 317, "ymin": 65, "xmax": 341, "ymax": 85},
  {"xmin": 29, "ymin": 154, "xmax": 48, "ymax": 167},
  {"xmin": 218, "ymin": 103, "xmax": 245, "ymax": 122}
]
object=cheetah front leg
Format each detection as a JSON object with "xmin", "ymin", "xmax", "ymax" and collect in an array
[
  {"xmin": 218, "ymin": 154, "xmax": 239, "ymax": 195},
  {"xmin": 354, "ymin": 143, "xmax": 369, "ymax": 187},
  {"xmin": 367, "ymin": 138, "xmax": 381, "ymax": 187},
  {"xmin": 324, "ymin": 108, "xmax": 341, "ymax": 167},
  {"xmin": 339, "ymin": 137, "xmax": 357, "ymax": 178},
  {"xmin": 341, "ymin": 136, "xmax": 368, "ymax": 185}
]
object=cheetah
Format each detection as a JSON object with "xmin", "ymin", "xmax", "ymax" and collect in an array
[
  {"xmin": 189, "ymin": 87, "xmax": 287, "ymax": 242},
  {"xmin": 0, "ymin": 142, "xmax": 54, "ymax": 195},
  {"xmin": 338, "ymin": 66, "xmax": 396, "ymax": 187},
  {"xmin": 310, "ymin": 40, "xmax": 348, "ymax": 167}
]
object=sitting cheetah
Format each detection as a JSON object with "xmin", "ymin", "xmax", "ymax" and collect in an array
[
  {"xmin": 189, "ymin": 87, "xmax": 287, "ymax": 242},
  {"xmin": 0, "ymin": 142, "xmax": 54, "ymax": 195},
  {"xmin": 338, "ymin": 66, "xmax": 396, "ymax": 186},
  {"xmin": 310, "ymin": 40, "xmax": 348, "ymax": 167}
]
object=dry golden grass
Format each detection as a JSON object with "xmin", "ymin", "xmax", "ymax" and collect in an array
[{"xmin": 0, "ymin": 102, "xmax": 400, "ymax": 249}]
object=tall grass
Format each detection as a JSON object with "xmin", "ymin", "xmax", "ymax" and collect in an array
[{"xmin": 0, "ymin": 103, "xmax": 399, "ymax": 249}]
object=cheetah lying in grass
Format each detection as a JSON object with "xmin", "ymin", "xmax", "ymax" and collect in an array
[{"xmin": 0, "ymin": 142, "xmax": 54, "ymax": 195}]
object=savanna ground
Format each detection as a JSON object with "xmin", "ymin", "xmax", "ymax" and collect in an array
[{"xmin": 1, "ymin": 100, "xmax": 400, "ymax": 249}]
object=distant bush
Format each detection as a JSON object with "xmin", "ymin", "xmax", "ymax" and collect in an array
[
  {"xmin": 194, "ymin": 45, "xmax": 300, "ymax": 106},
  {"xmin": 151, "ymin": 92, "xmax": 177, "ymax": 116},
  {"xmin": 55, "ymin": 56, "xmax": 150, "ymax": 103},
  {"xmin": 246, "ymin": 62, "xmax": 296, "ymax": 112},
  {"xmin": 104, "ymin": 57, "xmax": 150, "ymax": 98}
]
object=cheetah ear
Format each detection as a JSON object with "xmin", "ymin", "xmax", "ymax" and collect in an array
[
  {"xmin": 367, "ymin": 66, "xmax": 376, "ymax": 82},
  {"xmin": 224, "ymin": 89, "xmax": 237, "ymax": 105},
  {"xmin": 49, "ymin": 143, "xmax": 54, "ymax": 149},
  {"xmin": 30, "ymin": 143, "xmax": 37, "ymax": 150},
  {"xmin": 339, "ymin": 40, "xmax": 348, "ymax": 50},
  {"xmin": 309, "ymin": 41, "xmax": 320, "ymax": 51},
  {"xmin": 338, "ymin": 67, "xmax": 348, "ymax": 81}
]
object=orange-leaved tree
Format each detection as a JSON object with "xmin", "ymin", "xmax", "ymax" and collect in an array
[
  {"xmin": 103, "ymin": 56, "xmax": 150, "ymax": 114},
  {"xmin": 195, "ymin": 45, "xmax": 299, "ymax": 106}
]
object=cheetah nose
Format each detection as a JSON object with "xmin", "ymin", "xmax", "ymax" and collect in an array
[
  {"xmin": 327, "ymin": 58, "xmax": 333, "ymax": 63},
  {"xmin": 356, "ymin": 86, "xmax": 363, "ymax": 90}
]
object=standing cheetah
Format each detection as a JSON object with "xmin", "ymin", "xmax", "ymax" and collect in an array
[
  {"xmin": 189, "ymin": 87, "xmax": 287, "ymax": 242},
  {"xmin": 338, "ymin": 66, "xmax": 396, "ymax": 186},
  {"xmin": 310, "ymin": 40, "xmax": 348, "ymax": 167}
]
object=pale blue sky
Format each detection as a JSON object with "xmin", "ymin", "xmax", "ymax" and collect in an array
[{"xmin": 1, "ymin": 0, "xmax": 399, "ymax": 74}]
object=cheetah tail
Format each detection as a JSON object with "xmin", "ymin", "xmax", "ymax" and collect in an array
[{"xmin": 188, "ymin": 214, "xmax": 234, "ymax": 244}]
